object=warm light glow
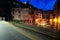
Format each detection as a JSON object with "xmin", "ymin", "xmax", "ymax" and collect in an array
[
  {"xmin": 50, "ymin": 19, "xmax": 52, "ymax": 22},
  {"xmin": 54, "ymin": 18, "xmax": 57, "ymax": 23},
  {"xmin": 35, "ymin": 19, "xmax": 39, "ymax": 22},
  {"xmin": 35, "ymin": 18, "xmax": 41, "ymax": 26},
  {"xmin": 50, "ymin": 19, "xmax": 53, "ymax": 24},
  {"xmin": 41, "ymin": 23, "xmax": 45, "ymax": 26},
  {"xmin": 40, "ymin": 21, "xmax": 46, "ymax": 26},
  {"xmin": 35, "ymin": 18, "xmax": 48, "ymax": 28},
  {"xmin": 53, "ymin": 16, "xmax": 60, "ymax": 24},
  {"xmin": 58, "ymin": 16, "xmax": 60, "ymax": 24}
]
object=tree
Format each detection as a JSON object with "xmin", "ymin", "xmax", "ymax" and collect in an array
[{"xmin": 0, "ymin": 0, "xmax": 17, "ymax": 21}]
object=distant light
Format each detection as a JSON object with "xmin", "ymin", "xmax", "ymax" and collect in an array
[
  {"xmin": 41, "ymin": 23, "xmax": 45, "ymax": 26},
  {"xmin": 54, "ymin": 18, "xmax": 57, "ymax": 23},
  {"xmin": 18, "ymin": 0, "xmax": 27, "ymax": 4},
  {"xmin": 35, "ymin": 19, "xmax": 39, "ymax": 22},
  {"xmin": 58, "ymin": 16, "xmax": 60, "ymax": 24},
  {"xmin": 35, "ymin": 18, "xmax": 40, "ymax": 26},
  {"xmin": 40, "ymin": 21, "xmax": 46, "ymax": 26},
  {"xmin": 50, "ymin": 19, "xmax": 53, "ymax": 24},
  {"xmin": 23, "ymin": 2, "xmax": 27, "ymax": 4}
]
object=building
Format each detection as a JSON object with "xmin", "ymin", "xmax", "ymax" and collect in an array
[{"xmin": 11, "ymin": 8, "xmax": 30, "ymax": 24}]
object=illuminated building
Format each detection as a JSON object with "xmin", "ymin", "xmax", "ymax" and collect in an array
[
  {"xmin": 12, "ymin": 0, "xmax": 60, "ymax": 30},
  {"xmin": 11, "ymin": 8, "xmax": 29, "ymax": 24}
]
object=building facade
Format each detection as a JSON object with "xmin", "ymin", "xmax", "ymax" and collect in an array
[{"xmin": 11, "ymin": 8, "xmax": 29, "ymax": 20}]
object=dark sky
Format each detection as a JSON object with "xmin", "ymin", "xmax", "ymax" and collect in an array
[
  {"xmin": 20, "ymin": 0, "xmax": 60, "ymax": 9},
  {"xmin": 58, "ymin": 0, "xmax": 60, "ymax": 9}
]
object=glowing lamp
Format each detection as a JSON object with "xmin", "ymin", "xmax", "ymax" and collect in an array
[
  {"xmin": 58, "ymin": 16, "xmax": 60, "ymax": 24},
  {"xmin": 54, "ymin": 18, "xmax": 57, "ymax": 23}
]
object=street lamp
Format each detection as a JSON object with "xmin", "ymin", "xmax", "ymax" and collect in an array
[
  {"xmin": 58, "ymin": 16, "xmax": 60, "ymax": 24},
  {"xmin": 53, "ymin": 16, "xmax": 60, "ymax": 30},
  {"xmin": 54, "ymin": 17, "xmax": 57, "ymax": 23}
]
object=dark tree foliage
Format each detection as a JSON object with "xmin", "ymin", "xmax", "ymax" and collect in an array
[{"xmin": 0, "ymin": 0, "xmax": 16, "ymax": 21}]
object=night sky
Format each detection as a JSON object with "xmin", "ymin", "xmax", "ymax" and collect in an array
[
  {"xmin": 19, "ymin": 0, "xmax": 60, "ymax": 10},
  {"xmin": 58, "ymin": 0, "xmax": 60, "ymax": 9},
  {"xmin": 18, "ymin": 0, "xmax": 58, "ymax": 11}
]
